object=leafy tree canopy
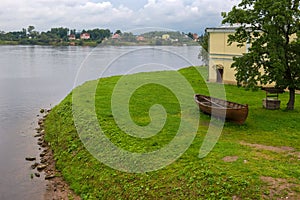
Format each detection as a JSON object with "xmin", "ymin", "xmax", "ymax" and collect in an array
[
  {"xmin": 198, "ymin": 33, "xmax": 209, "ymax": 66},
  {"xmin": 27, "ymin": 25, "xmax": 35, "ymax": 34},
  {"xmin": 115, "ymin": 30, "xmax": 122, "ymax": 35},
  {"xmin": 222, "ymin": 0, "xmax": 300, "ymax": 110}
]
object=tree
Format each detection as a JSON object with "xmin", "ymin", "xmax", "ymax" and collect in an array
[
  {"xmin": 187, "ymin": 32, "xmax": 194, "ymax": 40},
  {"xmin": 222, "ymin": 0, "xmax": 300, "ymax": 110},
  {"xmin": 22, "ymin": 28, "xmax": 27, "ymax": 37},
  {"xmin": 70, "ymin": 29, "xmax": 76, "ymax": 35},
  {"xmin": 50, "ymin": 27, "xmax": 69, "ymax": 41},
  {"xmin": 198, "ymin": 33, "xmax": 209, "ymax": 66},
  {"xmin": 37, "ymin": 32, "xmax": 51, "ymax": 44},
  {"xmin": 87, "ymin": 28, "xmax": 111, "ymax": 41},
  {"xmin": 27, "ymin": 25, "xmax": 35, "ymax": 35},
  {"xmin": 122, "ymin": 32, "xmax": 136, "ymax": 42},
  {"xmin": 115, "ymin": 30, "xmax": 122, "ymax": 35}
]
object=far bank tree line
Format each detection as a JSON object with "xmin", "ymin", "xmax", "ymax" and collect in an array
[
  {"xmin": 0, "ymin": 26, "xmax": 202, "ymax": 46},
  {"xmin": 0, "ymin": 26, "xmax": 111, "ymax": 45}
]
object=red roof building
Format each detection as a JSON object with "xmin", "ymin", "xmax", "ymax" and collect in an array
[
  {"xmin": 68, "ymin": 34, "xmax": 76, "ymax": 40},
  {"xmin": 80, "ymin": 33, "xmax": 90, "ymax": 40},
  {"xmin": 136, "ymin": 36, "xmax": 145, "ymax": 41},
  {"xmin": 111, "ymin": 34, "xmax": 121, "ymax": 39}
]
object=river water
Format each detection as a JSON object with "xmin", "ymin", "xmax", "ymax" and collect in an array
[{"xmin": 0, "ymin": 45, "xmax": 202, "ymax": 199}]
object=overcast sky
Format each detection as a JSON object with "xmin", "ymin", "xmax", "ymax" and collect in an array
[{"xmin": 0, "ymin": 0, "xmax": 240, "ymax": 34}]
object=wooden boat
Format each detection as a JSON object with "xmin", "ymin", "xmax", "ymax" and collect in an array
[{"xmin": 194, "ymin": 94, "xmax": 248, "ymax": 124}]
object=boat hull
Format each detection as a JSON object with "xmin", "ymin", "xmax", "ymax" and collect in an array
[{"xmin": 194, "ymin": 94, "xmax": 248, "ymax": 124}]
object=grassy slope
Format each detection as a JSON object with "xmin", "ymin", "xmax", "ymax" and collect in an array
[{"xmin": 44, "ymin": 66, "xmax": 300, "ymax": 199}]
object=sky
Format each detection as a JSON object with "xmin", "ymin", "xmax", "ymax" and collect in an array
[{"xmin": 0, "ymin": 0, "xmax": 241, "ymax": 34}]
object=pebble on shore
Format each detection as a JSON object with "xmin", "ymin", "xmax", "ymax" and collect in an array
[
  {"xmin": 25, "ymin": 157, "xmax": 36, "ymax": 161},
  {"xmin": 27, "ymin": 108, "xmax": 81, "ymax": 199}
]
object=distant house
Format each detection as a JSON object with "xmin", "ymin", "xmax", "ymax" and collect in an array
[
  {"xmin": 112, "ymin": 33, "xmax": 121, "ymax": 39},
  {"xmin": 68, "ymin": 34, "xmax": 76, "ymax": 40},
  {"xmin": 193, "ymin": 33, "xmax": 199, "ymax": 41},
  {"xmin": 162, "ymin": 34, "xmax": 170, "ymax": 40},
  {"xmin": 80, "ymin": 33, "xmax": 90, "ymax": 40},
  {"xmin": 136, "ymin": 36, "xmax": 145, "ymax": 41}
]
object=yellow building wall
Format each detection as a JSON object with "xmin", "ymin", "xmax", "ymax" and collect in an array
[
  {"xmin": 208, "ymin": 30, "xmax": 247, "ymax": 84},
  {"xmin": 162, "ymin": 34, "xmax": 170, "ymax": 40},
  {"xmin": 207, "ymin": 28, "xmax": 297, "ymax": 85}
]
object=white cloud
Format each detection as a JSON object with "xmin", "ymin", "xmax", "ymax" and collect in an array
[
  {"xmin": 0, "ymin": 0, "xmax": 240, "ymax": 33},
  {"xmin": 79, "ymin": 1, "xmax": 113, "ymax": 12}
]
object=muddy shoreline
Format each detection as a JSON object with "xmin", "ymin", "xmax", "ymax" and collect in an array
[{"xmin": 26, "ymin": 109, "xmax": 81, "ymax": 200}]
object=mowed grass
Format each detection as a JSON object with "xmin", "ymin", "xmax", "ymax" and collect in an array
[{"xmin": 44, "ymin": 66, "xmax": 300, "ymax": 199}]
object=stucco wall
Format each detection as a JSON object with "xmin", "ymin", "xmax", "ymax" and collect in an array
[
  {"xmin": 207, "ymin": 28, "xmax": 247, "ymax": 84},
  {"xmin": 207, "ymin": 27, "xmax": 296, "ymax": 86}
]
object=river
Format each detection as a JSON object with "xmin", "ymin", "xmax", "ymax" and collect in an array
[{"xmin": 0, "ymin": 45, "xmax": 202, "ymax": 199}]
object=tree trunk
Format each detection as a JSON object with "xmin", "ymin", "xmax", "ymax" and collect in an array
[{"xmin": 286, "ymin": 88, "xmax": 295, "ymax": 110}]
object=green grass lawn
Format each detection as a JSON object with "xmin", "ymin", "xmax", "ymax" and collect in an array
[{"xmin": 44, "ymin": 66, "xmax": 300, "ymax": 199}]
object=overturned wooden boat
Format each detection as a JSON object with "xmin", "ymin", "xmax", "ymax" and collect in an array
[{"xmin": 194, "ymin": 94, "xmax": 248, "ymax": 124}]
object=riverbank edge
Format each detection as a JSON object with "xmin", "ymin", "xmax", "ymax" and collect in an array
[{"xmin": 32, "ymin": 110, "xmax": 81, "ymax": 200}]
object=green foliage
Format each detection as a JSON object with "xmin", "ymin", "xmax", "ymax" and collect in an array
[
  {"xmin": 115, "ymin": 30, "xmax": 122, "ymax": 35},
  {"xmin": 44, "ymin": 66, "xmax": 300, "ymax": 199},
  {"xmin": 87, "ymin": 28, "xmax": 111, "ymax": 41},
  {"xmin": 0, "ymin": 26, "xmax": 112, "ymax": 46},
  {"xmin": 222, "ymin": 0, "xmax": 300, "ymax": 109},
  {"xmin": 186, "ymin": 32, "xmax": 194, "ymax": 40},
  {"xmin": 49, "ymin": 27, "xmax": 69, "ymax": 41},
  {"xmin": 27, "ymin": 25, "xmax": 35, "ymax": 35},
  {"xmin": 0, "ymin": 31, "xmax": 26, "ymax": 41},
  {"xmin": 198, "ymin": 33, "xmax": 209, "ymax": 66},
  {"xmin": 0, "ymin": 28, "xmax": 200, "ymax": 46},
  {"xmin": 102, "ymin": 31, "xmax": 197, "ymax": 46}
]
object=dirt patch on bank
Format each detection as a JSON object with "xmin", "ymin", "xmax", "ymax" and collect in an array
[
  {"xmin": 240, "ymin": 141, "xmax": 294, "ymax": 153},
  {"xmin": 261, "ymin": 176, "xmax": 300, "ymax": 200},
  {"xmin": 240, "ymin": 141, "xmax": 300, "ymax": 199},
  {"xmin": 43, "ymin": 148, "xmax": 81, "ymax": 200},
  {"xmin": 29, "ymin": 110, "xmax": 81, "ymax": 200},
  {"xmin": 222, "ymin": 156, "xmax": 239, "ymax": 162},
  {"xmin": 240, "ymin": 141, "xmax": 300, "ymax": 159}
]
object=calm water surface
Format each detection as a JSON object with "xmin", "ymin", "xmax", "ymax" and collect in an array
[{"xmin": 0, "ymin": 45, "xmax": 201, "ymax": 199}]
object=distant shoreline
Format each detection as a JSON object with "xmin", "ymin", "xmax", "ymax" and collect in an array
[
  {"xmin": 0, "ymin": 40, "xmax": 99, "ymax": 47},
  {"xmin": 0, "ymin": 41, "xmax": 199, "ymax": 47},
  {"xmin": 0, "ymin": 30, "xmax": 201, "ymax": 47}
]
